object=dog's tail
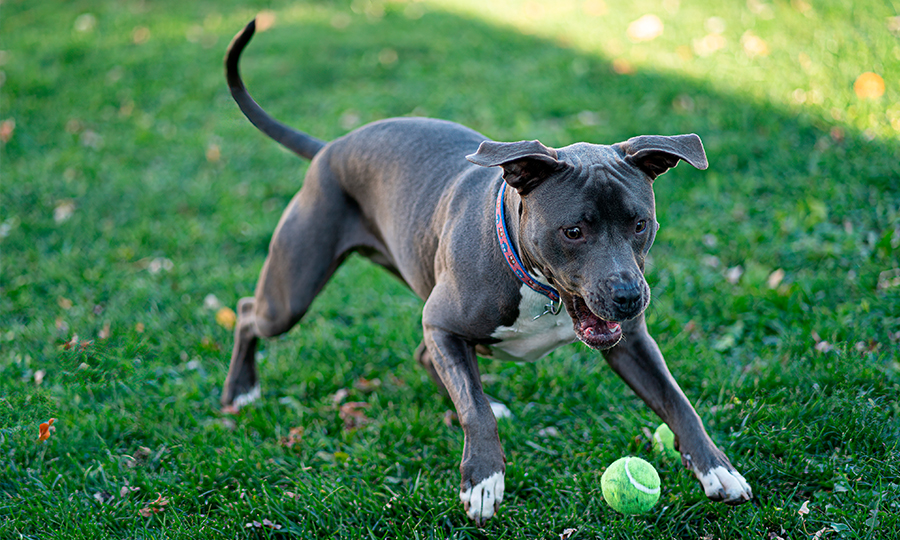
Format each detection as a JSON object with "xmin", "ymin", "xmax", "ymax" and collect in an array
[{"xmin": 225, "ymin": 19, "xmax": 326, "ymax": 160}]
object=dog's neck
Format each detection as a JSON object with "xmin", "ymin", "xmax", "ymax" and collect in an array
[{"xmin": 495, "ymin": 183, "xmax": 559, "ymax": 304}]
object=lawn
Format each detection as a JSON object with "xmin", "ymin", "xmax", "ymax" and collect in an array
[{"xmin": 2, "ymin": 0, "xmax": 899, "ymax": 538}]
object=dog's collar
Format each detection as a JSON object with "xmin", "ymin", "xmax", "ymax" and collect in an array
[{"xmin": 495, "ymin": 183, "xmax": 561, "ymax": 308}]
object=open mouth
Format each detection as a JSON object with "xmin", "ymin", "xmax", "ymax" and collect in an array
[{"xmin": 567, "ymin": 295, "xmax": 623, "ymax": 350}]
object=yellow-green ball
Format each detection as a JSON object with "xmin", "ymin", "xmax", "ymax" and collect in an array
[
  {"xmin": 652, "ymin": 423, "xmax": 681, "ymax": 461},
  {"xmin": 601, "ymin": 456, "xmax": 660, "ymax": 514}
]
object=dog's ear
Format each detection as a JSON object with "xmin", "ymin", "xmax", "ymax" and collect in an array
[
  {"xmin": 618, "ymin": 134, "xmax": 708, "ymax": 180},
  {"xmin": 467, "ymin": 140, "xmax": 562, "ymax": 195}
]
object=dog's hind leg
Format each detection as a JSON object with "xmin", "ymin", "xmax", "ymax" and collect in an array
[
  {"xmin": 221, "ymin": 166, "xmax": 367, "ymax": 410},
  {"xmin": 415, "ymin": 342, "xmax": 448, "ymax": 396}
]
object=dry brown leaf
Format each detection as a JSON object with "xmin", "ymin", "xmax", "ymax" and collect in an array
[
  {"xmin": 216, "ymin": 307, "xmax": 236, "ymax": 330},
  {"xmin": 443, "ymin": 410, "xmax": 458, "ymax": 428},
  {"xmin": 339, "ymin": 402, "xmax": 370, "ymax": 430},
  {"xmin": 38, "ymin": 418, "xmax": 56, "ymax": 442},
  {"xmin": 279, "ymin": 426, "xmax": 304, "ymax": 448},
  {"xmin": 330, "ymin": 387, "xmax": 350, "ymax": 405},
  {"xmin": 854, "ymin": 72, "xmax": 885, "ymax": 99},
  {"xmin": 354, "ymin": 377, "xmax": 381, "ymax": 392},
  {"xmin": 139, "ymin": 493, "xmax": 169, "ymax": 517},
  {"xmin": 0, "ymin": 118, "xmax": 15, "ymax": 143}
]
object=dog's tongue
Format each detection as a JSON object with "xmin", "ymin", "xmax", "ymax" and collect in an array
[
  {"xmin": 578, "ymin": 306, "xmax": 620, "ymax": 337},
  {"xmin": 582, "ymin": 318, "xmax": 620, "ymax": 337}
]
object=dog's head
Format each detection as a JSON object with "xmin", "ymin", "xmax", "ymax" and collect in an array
[{"xmin": 468, "ymin": 135, "xmax": 707, "ymax": 349}]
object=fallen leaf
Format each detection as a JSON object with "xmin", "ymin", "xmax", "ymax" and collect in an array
[
  {"xmin": 767, "ymin": 268, "xmax": 785, "ymax": 288},
  {"xmin": 204, "ymin": 294, "xmax": 222, "ymax": 310},
  {"xmin": 38, "ymin": 418, "xmax": 56, "ymax": 442},
  {"xmin": 693, "ymin": 34, "xmax": 727, "ymax": 56},
  {"xmin": 538, "ymin": 426, "xmax": 560, "ymax": 438},
  {"xmin": 702, "ymin": 255, "xmax": 720, "ymax": 268},
  {"xmin": 877, "ymin": 268, "xmax": 900, "ymax": 290},
  {"xmin": 65, "ymin": 119, "xmax": 84, "ymax": 134},
  {"xmin": 354, "ymin": 377, "xmax": 381, "ymax": 392},
  {"xmin": 74, "ymin": 13, "xmax": 97, "ymax": 32},
  {"xmin": 216, "ymin": 307, "xmax": 236, "ymax": 330},
  {"xmin": 63, "ymin": 334, "xmax": 79, "ymax": 350},
  {"xmin": 133, "ymin": 26, "xmax": 151, "ymax": 45},
  {"xmin": 127, "ymin": 446, "xmax": 152, "ymax": 469},
  {"xmin": 262, "ymin": 519, "xmax": 281, "ymax": 530},
  {"xmin": 339, "ymin": 402, "xmax": 370, "ymax": 429},
  {"xmin": 443, "ymin": 410, "xmax": 458, "ymax": 427},
  {"xmin": 79, "ymin": 130, "xmax": 102, "ymax": 149},
  {"xmin": 0, "ymin": 118, "xmax": 15, "ymax": 143},
  {"xmin": 330, "ymin": 387, "xmax": 350, "ymax": 405},
  {"xmin": 799, "ymin": 500, "xmax": 810, "ymax": 515},
  {"xmin": 560, "ymin": 528, "xmax": 578, "ymax": 540},
  {"xmin": 256, "ymin": 10, "xmax": 277, "ymax": 31},
  {"xmin": 206, "ymin": 143, "xmax": 221, "ymax": 163},
  {"xmin": 139, "ymin": 493, "xmax": 169, "ymax": 517},
  {"xmin": 612, "ymin": 58, "xmax": 634, "ymax": 75},
  {"xmin": 889, "ymin": 16, "xmax": 900, "ymax": 36},
  {"xmin": 120, "ymin": 485, "xmax": 140, "ymax": 497},
  {"xmin": 854, "ymin": 72, "xmax": 885, "ymax": 100},
  {"xmin": 54, "ymin": 201, "xmax": 76, "ymax": 224},
  {"xmin": 201, "ymin": 336, "xmax": 220, "ymax": 352},
  {"xmin": 279, "ymin": 426, "xmax": 304, "ymax": 448},
  {"xmin": 726, "ymin": 265, "xmax": 744, "ymax": 284},
  {"xmin": 741, "ymin": 31, "xmax": 769, "ymax": 57},
  {"xmin": 147, "ymin": 257, "xmax": 173, "ymax": 274}
]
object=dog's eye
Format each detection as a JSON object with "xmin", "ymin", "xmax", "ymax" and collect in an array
[
  {"xmin": 563, "ymin": 227, "xmax": 583, "ymax": 240},
  {"xmin": 635, "ymin": 220, "xmax": 648, "ymax": 234}
]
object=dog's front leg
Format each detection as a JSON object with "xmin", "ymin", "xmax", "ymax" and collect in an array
[
  {"xmin": 422, "ymin": 318, "xmax": 505, "ymax": 525},
  {"xmin": 602, "ymin": 315, "xmax": 752, "ymax": 504}
]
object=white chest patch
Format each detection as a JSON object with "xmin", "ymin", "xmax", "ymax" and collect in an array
[{"xmin": 485, "ymin": 279, "xmax": 577, "ymax": 362}]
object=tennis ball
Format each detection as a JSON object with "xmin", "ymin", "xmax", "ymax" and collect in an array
[
  {"xmin": 652, "ymin": 423, "xmax": 681, "ymax": 461},
  {"xmin": 601, "ymin": 456, "xmax": 660, "ymax": 514}
]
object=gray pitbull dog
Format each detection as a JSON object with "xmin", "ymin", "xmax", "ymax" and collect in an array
[{"xmin": 221, "ymin": 20, "xmax": 752, "ymax": 524}]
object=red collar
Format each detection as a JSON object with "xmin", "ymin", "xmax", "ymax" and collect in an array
[{"xmin": 495, "ymin": 184, "xmax": 561, "ymax": 305}]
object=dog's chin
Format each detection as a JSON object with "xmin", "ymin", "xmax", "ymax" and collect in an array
[{"xmin": 566, "ymin": 295, "xmax": 623, "ymax": 350}]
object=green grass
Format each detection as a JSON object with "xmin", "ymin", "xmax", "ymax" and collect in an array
[{"xmin": 2, "ymin": 0, "xmax": 899, "ymax": 538}]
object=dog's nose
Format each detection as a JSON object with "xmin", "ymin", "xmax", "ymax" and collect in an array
[{"xmin": 611, "ymin": 281, "xmax": 642, "ymax": 317}]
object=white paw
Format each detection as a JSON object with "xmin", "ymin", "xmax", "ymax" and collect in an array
[
  {"xmin": 232, "ymin": 385, "xmax": 261, "ymax": 410},
  {"xmin": 460, "ymin": 471, "xmax": 505, "ymax": 524},
  {"xmin": 695, "ymin": 465, "xmax": 753, "ymax": 504},
  {"xmin": 490, "ymin": 401, "xmax": 513, "ymax": 420}
]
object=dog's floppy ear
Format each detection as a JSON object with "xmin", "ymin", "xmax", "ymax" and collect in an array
[
  {"xmin": 467, "ymin": 140, "xmax": 562, "ymax": 195},
  {"xmin": 618, "ymin": 134, "xmax": 708, "ymax": 180}
]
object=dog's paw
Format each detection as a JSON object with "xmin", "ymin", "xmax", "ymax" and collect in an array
[
  {"xmin": 489, "ymin": 401, "xmax": 513, "ymax": 420},
  {"xmin": 223, "ymin": 384, "xmax": 261, "ymax": 413},
  {"xmin": 690, "ymin": 459, "xmax": 752, "ymax": 504},
  {"xmin": 459, "ymin": 471, "xmax": 505, "ymax": 525}
]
